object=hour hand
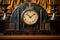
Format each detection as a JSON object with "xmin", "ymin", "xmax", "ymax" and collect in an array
[
  {"xmin": 26, "ymin": 14, "xmax": 29, "ymax": 16},
  {"xmin": 26, "ymin": 14, "xmax": 31, "ymax": 18}
]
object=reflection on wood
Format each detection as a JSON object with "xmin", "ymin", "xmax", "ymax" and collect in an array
[{"xmin": 0, "ymin": 35, "xmax": 60, "ymax": 39}]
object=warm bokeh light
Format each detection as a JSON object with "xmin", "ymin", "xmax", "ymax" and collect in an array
[{"xmin": 0, "ymin": 0, "xmax": 57, "ymax": 16}]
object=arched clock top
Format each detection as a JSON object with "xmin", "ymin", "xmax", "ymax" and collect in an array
[{"xmin": 10, "ymin": 2, "xmax": 49, "ymax": 23}]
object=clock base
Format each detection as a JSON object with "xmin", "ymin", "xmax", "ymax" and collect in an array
[{"xmin": 4, "ymin": 29, "xmax": 55, "ymax": 35}]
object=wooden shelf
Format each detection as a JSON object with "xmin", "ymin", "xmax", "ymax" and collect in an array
[{"xmin": 0, "ymin": 35, "xmax": 60, "ymax": 39}]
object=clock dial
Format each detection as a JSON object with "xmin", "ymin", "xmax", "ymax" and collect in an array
[{"xmin": 22, "ymin": 10, "xmax": 39, "ymax": 25}]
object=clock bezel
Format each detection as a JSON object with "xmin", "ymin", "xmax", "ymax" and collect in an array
[{"xmin": 21, "ymin": 8, "xmax": 39, "ymax": 25}]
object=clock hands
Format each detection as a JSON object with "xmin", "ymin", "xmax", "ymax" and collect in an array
[
  {"xmin": 26, "ymin": 13, "xmax": 36, "ymax": 18},
  {"xmin": 30, "ymin": 14, "xmax": 35, "ymax": 18}
]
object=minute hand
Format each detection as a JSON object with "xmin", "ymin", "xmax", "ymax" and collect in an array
[{"xmin": 30, "ymin": 14, "xmax": 35, "ymax": 18}]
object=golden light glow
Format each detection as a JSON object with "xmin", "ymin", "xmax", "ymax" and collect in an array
[{"xmin": 0, "ymin": 0, "xmax": 55, "ymax": 16}]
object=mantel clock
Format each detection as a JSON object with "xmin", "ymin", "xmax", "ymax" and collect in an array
[{"xmin": 9, "ymin": 2, "xmax": 50, "ymax": 35}]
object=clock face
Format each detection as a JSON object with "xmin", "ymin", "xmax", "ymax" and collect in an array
[{"xmin": 22, "ymin": 10, "xmax": 39, "ymax": 25}]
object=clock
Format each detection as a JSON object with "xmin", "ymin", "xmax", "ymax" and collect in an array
[
  {"xmin": 21, "ymin": 9, "xmax": 39, "ymax": 25},
  {"xmin": 10, "ymin": 2, "xmax": 50, "ymax": 33}
]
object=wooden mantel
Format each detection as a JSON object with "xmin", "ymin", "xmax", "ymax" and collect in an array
[{"xmin": 0, "ymin": 35, "xmax": 60, "ymax": 39}]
